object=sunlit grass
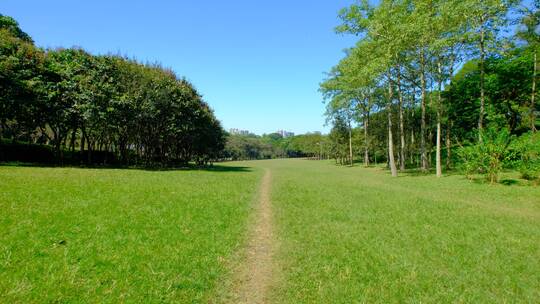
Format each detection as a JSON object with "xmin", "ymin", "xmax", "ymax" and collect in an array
[
  {"xmin": 265, "ymin": 159, "xmax": 540, "ymax": 303},
  {"xmin": 2, "ymin": 160, "xmax": 540, "ymax": 303},
  {"xmin": 0, "ymin": 165, "xmax": 262, "ymax": 303}
]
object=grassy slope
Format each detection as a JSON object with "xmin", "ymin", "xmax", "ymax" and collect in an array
[
  {"xmin": 265, "ymin": 159, "xmax": 540, "ymax": 303},
  {"xmin": 0, "ymin": 165, "xmax": 262, "ymax": 303}
]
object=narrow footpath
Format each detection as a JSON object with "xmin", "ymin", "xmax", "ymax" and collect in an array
[{"xmin": 232, "ymin": 168, "xmax": 275, "ymax": 304}]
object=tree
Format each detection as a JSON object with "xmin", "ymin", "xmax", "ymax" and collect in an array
[
  {"xmin": 516, "ymin": 0, "xmax": 540, "ymax": 132},
  {"xmin": 0, "ymin": 14, "xmax": 228, "ymax": 167},
  {"xmin": 0, "ymin": 14, "xmax": 32, "ymax": 43},
  {"xmin": 460, "ymin": 0, "xmax": 516, "ymax": 139},
  {"xmin": 336, "ymin": 0, "xmax": 416, "ymax": 176},
  {"xmin": 0, "ymin": 27, "xmax": 43, "ymax": 141}
]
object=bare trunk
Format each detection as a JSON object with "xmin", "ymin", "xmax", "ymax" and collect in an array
[
  {"xmin": 88, "ymin": 140, "xmax": 93, "ymax": 165},
  {"xmin": 348, "ymin": 120, "xmax": 353, "ymax": 166},
  {"xmin": 478, "ymin": 24, "xmax": 485, "ymax": 141},
  {"xmin": 410, "ymin": 89, "xmax": 416, "ymax": 166},
  {"xmin": 436, "ymin": 119, "xmax": 442, "ymax": 177},
  {"xmin": 446, "ymin": 121, "xmax": 451, "ymax": 169},
  {"xmin": 397, "ymin": 68, "xmax": 405, "ymax": 171},
  {"xmin": 387, "ymin": 77, "xmax": 398, "ymax": 177},
  {"xmin": 364, "ymin": 111, "xmax": 370, "ymax": 167},
  {"xmin": 420, "ymin": 51, "xmax": 428, "ymax": 171},
  {"xmin": 428, "ymin": 128, "xmax": 433, "ymax": 168},
  {"xmin": 436, "ymin": 61, "xmax": 443, "ymax": 177},
  {"xmin": 80, "ymin": 130, "xmax": 86, "ymax": 165},
  {"xmin": 410, "ymin": 129, "xmax": 415, "ymax": 165},
  {"xmin": 532, "ymin": 51, "xmax": 537, "ymax": 132},
  {"xmin": 69, "ymin": 129, "xmax": 76, "ymax": 153}
]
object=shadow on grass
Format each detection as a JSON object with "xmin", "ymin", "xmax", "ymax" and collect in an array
[
  {"xmin": 394, "ymin": 167, "xmax": 462, "ymax": 178},
  {"xmin": 0, "ymin": 161, "xmax": 253, "ymax": 173},
  {"xmin": 500, "ymin": 179, "xmax": 520, "ymax": 186}
]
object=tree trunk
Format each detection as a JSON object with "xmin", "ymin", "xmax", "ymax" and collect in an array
[
  {"xmin": 410, "ymin": 129, "xmax": 415, "ymax": 165},
  {"xmin": 478, "ymin": 23, "xmax": 486, "ymax": 141},
  {"xmin": 397, "ymin": 68, "xmax": 406, "ymax": 171},
  {"xmin": 420, "ymin": 50, "xmax": 428, "ymax": 171},
  {"xmin": 348, "ymin": 120, "xmax": 353, "ymax": 166},
  {"xmin": 436, "ymin": 118, "xmax": 442, "ymax": 177},
  {"xmin": 446, "ymin": 121, "xmax": 452, "ymax": 170},
  {"xmin": 532, "ymin": 50, "xmax": 537, "ymax": 132},
  {"xmin": 70, "ymin": 129, "xmax": 76, "ymax": 153},
  {"xmin": 88, "ymin": 140, "xmax": 93, "ymax": 165},
  {"xmin": 364, "ymin": 111, "xmax": 370, "ymax": 167},
  {"xmin": 428, "ymin": 128, "xmax": 433, "ymax": 168},
  {"xmin": 410, "ymin": 89, "xmax": 416, "ymax": 166},
  {"xmin": 387, "ymin": 77, "xmax": 398, "ymax": 177},
  {"xmin": 436, "ymin": 61, "xmax": 443, "ymax": 177},
  {"xmin": 80, "ymin": 130, "xmax": 86, "ymax": 165}
]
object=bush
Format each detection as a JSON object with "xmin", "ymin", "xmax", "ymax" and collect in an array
[
  {"xmin": 457, "ymin": 128, "xmax": 514, "ymax": 183},
  {"xmin": 511, "ymin": 132, "xmax": 540, "ymax": 181}
]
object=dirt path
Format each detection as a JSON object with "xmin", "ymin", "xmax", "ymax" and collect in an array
[{"xmin": 231, "ymin": 168, "xmax": 275, "ymax": 304}]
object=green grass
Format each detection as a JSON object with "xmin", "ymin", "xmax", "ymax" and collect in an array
[
  {"xmin": 2, "ymin": 160, "xmax": 540, "ymax": 303},
  {"xmin": 0, "ymin": 165, "xmax": 262, "ymax": 303},
  {"xmin": 263, "ymin": 159, "xmax": 540, "ymax": 303}
]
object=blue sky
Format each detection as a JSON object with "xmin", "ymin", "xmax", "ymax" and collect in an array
[{"xmin": 2, "ymin": 0, "xmax": 358, "ymax": 135}]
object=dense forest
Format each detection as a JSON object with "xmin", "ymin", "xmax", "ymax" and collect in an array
[
  {"xmin": 0, "ymin": 14, "xmax": 225, "ymax": 167},
  {"xmin": 320, "ymin": 0, "xmax": 540, "ymax": 183}
]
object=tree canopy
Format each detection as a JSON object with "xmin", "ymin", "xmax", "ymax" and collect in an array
[
  {"xmin": 322, "ymin": 0, "xmax": 539, "ymax": 181},
  {"xmin": 0, "ymin": 15, "xmax": 225, "ymax": 167}
]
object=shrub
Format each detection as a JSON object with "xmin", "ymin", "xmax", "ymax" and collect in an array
[
  {"xmin": 457, "ymin": 128, "xmax": 514, "ymax": 183},
  {"xmin": 511, "ymin": 132, "xmax": 540, "ymax": 181}
]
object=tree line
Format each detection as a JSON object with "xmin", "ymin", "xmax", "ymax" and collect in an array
[
  {"xmin": 223, "ymin": 132, "xmax": 329, "ymax": 160},
  {"xmin": 321, "ymin": 0, "xmax": 539, "ymax": 182},
  {"xmin": 0, "ymin": 14, "xmax": 225, "ymax": 167}
]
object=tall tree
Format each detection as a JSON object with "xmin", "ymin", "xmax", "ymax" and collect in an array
[
  {"xmin": 516, "ymin": 1, "xmax": 540, "ymax": 132},
  {"xmin": 462, "ymin": 0, "xmax": 515, "ymax": 139}
]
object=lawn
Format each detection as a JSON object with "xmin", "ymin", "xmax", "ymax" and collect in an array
[
  {"xmin": 266, "ymin": 159, "xmax": 540, "ymax": 303},
  {"xmin": 1, "ymin": 160, "xmax": 540, "ymax": 303},
  {"xmin": 0, "ymin": 165, "xmax": 262, "ymax": 303}
]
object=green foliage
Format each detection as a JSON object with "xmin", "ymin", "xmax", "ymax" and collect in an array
[
  {"xmin": 0, "ymin": 15, "xmax": 225, "ymax": 167},
  {"xmin": 457, "ymin": 128, "xmax": 515, "ymax": 183},
  {"xmin": 445, "ymin": 50, "xmax": 537, "ymax": 136},
  {"xmin": 224, "ymin": 134, "xmax": 278, "ymax": 160},
  {"xmin": 511, "ymin": 132, "xmax": 540, "ymax": 181},
  {"xmin": 223, "ymin": 132, "xmax": 328, "ymax": 160},
  {"xmin": 328, "ymin": 0, "xmax": 533, "ymax": 176},
  {"xmin": 0, "ymin": 14, "xmax": 32, "ymax": 43},
  {"xmin": 328, "ymin": 114, "xmax": 351, "ymax": 165}
]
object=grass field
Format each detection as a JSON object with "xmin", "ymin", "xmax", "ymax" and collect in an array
[
  {"xmin": 0, "ymin": 165, "xmax": 262, "ymax": 303},
  {"xmin": 1, "ymin": 160, "xmax": 540, "ymax": 303},
  {"xmin": 266, "ymin": 159, "xmax": 540, "ymax": 303}
]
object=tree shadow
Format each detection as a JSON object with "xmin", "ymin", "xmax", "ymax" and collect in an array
[
  {"xmin": 391, "ymin": 167, "xmax": 463, "ymax": 178},
  {"xmin": 399, "ymin": 168, "xmax": 434, "ymax": 177},
  {"xmin": 193, "ymin": 165, "xmax": 253, "ymax": 173},
  {"xmin": 0, "ymin": 162, "xmax": 253, "ymax": 173},
  {"xmin": 499, "ymin": 179, "xmax": 520, "ymax": 186}
]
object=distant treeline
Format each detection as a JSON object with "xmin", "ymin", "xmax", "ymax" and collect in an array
[
  {"xmin": 223, "ymin": 132, "xmax": 328, "ymax": 160},
  {"xmin": 0, "ymin": 14, "xmax": 224, "ymax": 166}
]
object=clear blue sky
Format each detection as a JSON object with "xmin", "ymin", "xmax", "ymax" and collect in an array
[{"xmin": 2, "ymin": 0, "xmax": 357, "ymax": 135}]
